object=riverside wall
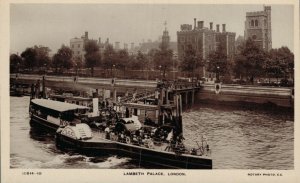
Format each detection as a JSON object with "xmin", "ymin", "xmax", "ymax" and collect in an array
[
  {"xmin": 197, "ymin": 84, "xmax": 294, "ymax": 108},
  {"xmin": 11, "ymin": 74, "xmax": 294, "ymax": 108}
]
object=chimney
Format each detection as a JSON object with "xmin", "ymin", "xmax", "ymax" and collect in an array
[
  {"xmin": 197, "ymin": 21, "xmax": 204, "ymax": 29},
  {"xmin": 124, "ymin": 43, "xmax": 128, "ymax": 50},
  {"xmin": 85, "ymin": 31, "xmax": 88, "ymax": 39},
  {"xmin": 98, "ymin": 37, "xmax": 101, "ymax": 44},
  {"xmin": 106, "ymin": 38, "xmax": 109, "ymax": 44},
  {"xmin": 222, "ymin": 24, "xmax": 226, "ymax": 32},
  {"xmin": 216, "ymin": 24, "xmax": 220, "ymax": 32},
  {"xmin": 194, "ymin": 18, "xmax": 196, "ymax": 30},
  {"xmin": 210, "ymin": 22, "xmax": 213, "ymax": 30},
  {"xmin": 115, "ymin": 42, "xmax": 120, "ymax": 50}
]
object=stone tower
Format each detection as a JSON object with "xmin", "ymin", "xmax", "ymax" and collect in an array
[
  {"xmin": 244, "ymin": 5, "xmax": 272, "ymax": 51},
  {"xmin": 161, "ymin": 21, "xmax": 170, "ymax": 50}
]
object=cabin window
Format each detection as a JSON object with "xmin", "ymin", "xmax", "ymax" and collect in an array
[{"xmin": 133, "ymin": 108, "xmax": 137, "ymax": 116}]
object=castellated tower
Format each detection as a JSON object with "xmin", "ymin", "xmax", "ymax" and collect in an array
[{"xmin": 244, "ymin": 5, "xmax": 272, "ymax": 51}]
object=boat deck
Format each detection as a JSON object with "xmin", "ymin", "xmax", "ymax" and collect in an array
[{"xmin": 86, "ymin": 129, "xmax": 183, "ymax": 153}]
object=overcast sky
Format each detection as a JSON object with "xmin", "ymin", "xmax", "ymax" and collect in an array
[{"xmin": 10, "ymin": 4, "xmax": 294, "ymax": 54}]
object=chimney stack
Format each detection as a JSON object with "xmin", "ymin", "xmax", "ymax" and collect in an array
[
  {"xmin": 85, "ymin": 31, "xmax": 88, "ymax": 39},
  {"xmin": 210, "ymin": 22, "xmax": 213, "ymax": 30},
  {"xmin": 115, "ymin": 42, "xmax": 120, "ymax": 50},
  {"xmin": 222, "ymin": 24, "xmax": 226, "ymax": 32},
  {"xmin": 106, "ymin": 38, "xmax": 109, "ymax": 44},
  {"xmin": 197, "ymin": 21, "xmax": 204, "ymax": 29},
  {"xmin": 124, "ymin": 43, "xmax": 128, "ymax": 50},
  {"xmin": 194, "ymin": 18, "xmax": 196, "ymax": 30},
  {"xmin": 216, "ymin": 24, "xmax": 220, "ymax": 32},
  {"xmin": 98, "ymin": 37, "xmax": 101, "ymax": 44}
]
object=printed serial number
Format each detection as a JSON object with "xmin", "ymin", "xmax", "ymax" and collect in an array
[{"xmin": 22, "ymin": 172, "xmax": 42, "ymax": 175}]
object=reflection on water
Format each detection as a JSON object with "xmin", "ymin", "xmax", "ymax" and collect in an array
[{"xmin": 10, "ymin": 96, "xmax": 294, "ymax": 169}]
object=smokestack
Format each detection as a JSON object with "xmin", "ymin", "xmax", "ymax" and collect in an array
[
  {"xmin": 222, "ymin": 24, "xmax": 226, "ymax": 32},
  {"xmin": 194, "ymin": 18, "xmax": 196, "ymax": 30},
  {"xmin": 92, "ymin": 98, "xmax": 99, "ymax": 117},
  {"xmin": 216, "ymin": 24, "xmax": 220, "ymax": 32},
  {"xmin": 106, "ymin": 38, "xmax": 109, "ymax": 44},
  {"xmin": 210, "ymin": 22, "xmax": 213, "ymax": 30},
  {"xmin": 85, "ymin": 31, "xmax": 88, "ymax": 39},
  {"xmin": 98, "ymin": 37, "xmax": 101, "ymax": 44}
]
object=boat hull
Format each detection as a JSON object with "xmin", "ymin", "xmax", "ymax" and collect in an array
[
  {"xmin": 56, "ymin": 132, "xmax": 212, "ymax": 169},
  {"xmin": 30, "ymin": 114, "xmax": 212, "ymax": 169}
]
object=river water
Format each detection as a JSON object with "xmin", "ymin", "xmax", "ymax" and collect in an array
[{"xmin": 10, "ymin": 96, "xmax": 294, "ymax": 169}]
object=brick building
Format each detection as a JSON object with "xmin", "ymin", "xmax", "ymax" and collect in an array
[
  {"xmin": 244, "ymin": 6, "xmax": 272, "ymax": 51},
  {"xmin": 177, "ymin": 19, "xmax": 236, "ymax": 77}
]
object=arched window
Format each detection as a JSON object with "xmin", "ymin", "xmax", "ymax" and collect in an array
[
  {"xmin": 255, "ymin": 20, "xmax": 258, "ymax": 26},
  {"xmin": 251, "ymin": 20, "xmax": 254, "ymax": 26}
]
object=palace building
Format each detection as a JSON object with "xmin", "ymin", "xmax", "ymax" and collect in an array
[{"xmin": 177, "ymin": 19, "xmax": 236, "ymax": 78}]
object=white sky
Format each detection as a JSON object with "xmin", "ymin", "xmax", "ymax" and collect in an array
[{"xmin": 10, "ymin": 4, "xmax": 294, "ymax": 54}]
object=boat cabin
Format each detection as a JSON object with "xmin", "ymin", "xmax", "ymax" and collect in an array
[{"xmin": 30, "ymin": 99, "xmax": 89, "ymax": 126}]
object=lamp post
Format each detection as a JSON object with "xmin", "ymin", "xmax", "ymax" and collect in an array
[
  {"xmin": 113, "ymin": 64, "xmax": 116, "ymax": 78},
  {"xmin": 216, "ymin": 66, "xmax": 220, "ymax": 83},
  {"xmin": 159, "ymin": 65, "xmax": 162, "ymax": 81}
]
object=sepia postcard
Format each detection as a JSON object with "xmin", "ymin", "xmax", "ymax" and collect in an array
[{"xmin": 1, "ymin": 0, "xmax": 299, "ymax": 183}]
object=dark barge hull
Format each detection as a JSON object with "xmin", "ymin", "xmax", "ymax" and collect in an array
[
  {"xmin": 30, "ymin": 115, "xmax": 212, "ymax": 169},
  {"xmin": 56, "ymin": 133, "xmax": 212, "ymax": 169}
]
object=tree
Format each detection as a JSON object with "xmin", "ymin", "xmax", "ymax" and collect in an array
[
  {"xmin": 179, "ymin": 45, "xmax": 204, "ymax": 78},
  {"xmin": 266, "ymin": 46, "xmax": 294, "ymax": 82},
  {"xmin": 10, "ymin": 54, "xmax": 23, "ymax": 73},
  {"xmin": 84, "ymin": 40, "xmax": 101, "ymax": 77},
  {"xmin": 102, "ymin": 45, "xmax": 116, "ymax": 77},
  {"xmin": 233, "ymin": 38, "xmax": 267, "ymax": 84},
  {"xmin": 21, "ymin": 48, "xmax": 37, "ymax": 71},
  {"xmin": 136, "ymin": 51, "xmax": 148, "ymax": 72},
  {"xmin": 207, "ymin": 44, "xmax": 229, "ymax": 82},
  {"xmin": 73, "ymin": 56, "xmax": 84, "ymax": 76},
  {"xmin": 33, "ymin": 45, "xmax": 51, "ymax": 68},
  {"xmin": 115, "ymin": 49, "xmax": 130, "ymax": 77},
  {"xmin": 52, "ymin": 45, "xmax": 73, "ymax": 73},
  {"xmin": 152, "ymin": 43, "xmax": 173, "ymax": 79}
]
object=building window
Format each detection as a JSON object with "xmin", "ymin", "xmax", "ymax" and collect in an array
[
  {"xmin": 264, "ymin": 19, "xmax": 267, "ymax": 26},
  {"xmin": 72, "ymin": 44, "xmax": 74, "ymax": 48},
  {"xmin": 255, "ymin": 20, "xmax": 258, "ymax": 26},
  {"xmin": 78, "ymin": 44, "xmax": 80, "ymax": 48},
  {"xmin": 181, "ymin": 37, "xmax": 185, "ymax": 42},
  {"xmin": 251, "ymin": 20, "xmax": 254, "ymax": 27},
  {"xmin": 252, "ymin": 35, "xmax": 257, "ymax": 40},
  {"xmin": 78, "ymin": 51, "xmax": 80, "ymax": 54}
]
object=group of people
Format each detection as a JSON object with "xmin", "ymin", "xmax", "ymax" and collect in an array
[{"xmin": 30, "ymin": 80, "xmax": 42, "ymax": 99}]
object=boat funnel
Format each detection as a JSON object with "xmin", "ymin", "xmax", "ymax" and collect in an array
[{"xmin": 92, "ymin": 98, "xmax": 99, "ymax": 117}]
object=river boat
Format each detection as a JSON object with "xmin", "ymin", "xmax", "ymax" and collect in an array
[{"xmin": 28, "ymin": 86, "xmax": 212, "ymax": 169}]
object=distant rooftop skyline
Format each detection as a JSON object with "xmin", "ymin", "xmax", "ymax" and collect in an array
[{"xmin": 10, "ymin": 4, "xmax": 294, "ymax": 54}]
